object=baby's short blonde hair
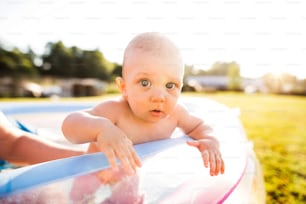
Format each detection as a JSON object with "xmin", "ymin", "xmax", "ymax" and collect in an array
[{"xmin": 122, "ymin": 32, "xmax": 183, "ymax": 76}]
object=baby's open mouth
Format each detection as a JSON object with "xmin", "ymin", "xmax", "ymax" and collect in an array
[
  {"xmin": 151, "ymin": 109, "xmax": 162, "ymax": 113},
  {"xmin": 150, "ymin": 109, "xmax": 164, "ymax": 117}
]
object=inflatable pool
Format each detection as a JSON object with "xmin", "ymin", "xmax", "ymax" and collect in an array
[{"xmin": 0, "ymin": 97, "xmax": 265, "ymax": 203}]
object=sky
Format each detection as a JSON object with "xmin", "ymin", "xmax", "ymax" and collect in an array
[{"xmin": 0, "ymin": 0, "xmax": 305, "ymax": 78}]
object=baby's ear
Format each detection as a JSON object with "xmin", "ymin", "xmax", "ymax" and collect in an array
[{"xmin": 116, "ymin": 77, "xmax": 127, "ymax": 98}]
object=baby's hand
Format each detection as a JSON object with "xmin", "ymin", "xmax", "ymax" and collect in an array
[
  {"xmin": 97, "ymin": 166, "xmax": 134, "ymax": 185},
  {"xmin": 187, "ymin": 138, "xmax": 225, "ymax": 176},
  {"xmin": 96, "ymin": 124, "xmax": 142, "ymax": 174}
]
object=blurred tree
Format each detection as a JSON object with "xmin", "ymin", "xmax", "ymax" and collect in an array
[
  {"xmin": 0, "ymin": 46, "xmax": 37, "ymax": 77},
  {"xmin": 41, "ymin": 41, "xmax": 75, "ymax": 77},
  {"xmin": 41, "ymin": 42, "xmax": 114, "ymax": 80},
  {"xmin": 0, "ymin": 46, "xmax": 39, "ymax": 97},
  {"xmin": 80, "ymin": 49, "xmax": 112, "ymax": 80},
  {"xmin": 111, "ymin": 63, "xmax": 122, "ymax": 78},
  {"xmin": 207, "ymin": 61, "xmax": 229, "ymax": 75},
  {"xmin": 203, "ymin": 61, "xmax": 241, "ymax": 90},
  {"xmin": 183, "ymin": 64, "xmax": 207, "ymax": 80},
  {"xmin": 262, "ymin": 73, "xmax": 281, "ymax": 93},
  {"xmin": 227, "ymin": 61, "xmax": 241, "ymax": 90},
  {"xmin": 70, "ymin": 46, "xmax": 84, "ymax": 77},
  {"xmin": 279, "ymin": 73, "xmax": 297, "ymax": 85},
  {"xmin": 262, "ymin": 72, "xmax": 300, "ymax": 94}
]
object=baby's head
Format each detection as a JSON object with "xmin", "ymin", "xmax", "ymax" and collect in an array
[
  {"xmin": 117, "ymin": 32, "xmax": 184, "ymax": 122},
  {"xmin": 122, "ymin": 32, "xmax": 184, "ymax": 79}
]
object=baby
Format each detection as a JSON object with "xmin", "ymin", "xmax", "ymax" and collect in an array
[{"xmin": 62, "ymin": 32, "xmax": 225, "ymax": 203}]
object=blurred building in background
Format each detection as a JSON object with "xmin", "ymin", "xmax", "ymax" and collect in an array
[{"xmin": 0, "ymin": 77, "xmax": 106, "ymax": 98}]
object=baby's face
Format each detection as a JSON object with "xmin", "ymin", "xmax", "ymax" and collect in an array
[{"xmin": 121, "ymin": 50, "xmax": 184, "ymax": 123}]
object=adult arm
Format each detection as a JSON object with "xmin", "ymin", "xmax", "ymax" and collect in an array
[{"xmin": 0, "ymin": 113, "xmax": 84, "ymax": 165}]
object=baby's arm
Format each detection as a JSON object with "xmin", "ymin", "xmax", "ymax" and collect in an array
[
  {"xmin": 62, "ymin": 102, "xmax": 141, "ymax": 174},
  {"xmin": 176, "ymin": 105, "xmax": 225, "ymax": 176}
]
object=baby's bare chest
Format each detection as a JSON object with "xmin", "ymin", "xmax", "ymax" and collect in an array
[{"xmin": 117, "ymin": 120, "xmax": 177, "ymax": 144}]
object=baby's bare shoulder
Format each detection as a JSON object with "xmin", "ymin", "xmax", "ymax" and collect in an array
[
  {"xmin": 91, "ymin": 97, "xmax": 128, "ymax": 116},
  {"xmin": 175, "ymin": 102, "xmax": 203, "ymax": 127},
  {"xmin": 174, "ymin": 102, "xmax": 189, "ymax": 115}
]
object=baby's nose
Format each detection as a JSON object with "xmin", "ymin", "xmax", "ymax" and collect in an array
[{"xmin": 150, "ymin": 88, "xmax": 166, "ymax": 102}]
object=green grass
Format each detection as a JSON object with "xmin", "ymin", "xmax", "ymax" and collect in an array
[{"xmin": 198, "ymin": 92, "xmax": 306, "ymax": 204}]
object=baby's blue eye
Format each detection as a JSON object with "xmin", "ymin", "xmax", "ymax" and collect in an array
[
  {"xmin": 166, "ymin": 82, "xmax": 176, "ymax": 89},
  {"xmin": 140, "ymin": 79, "xmax": 151, "ymax": 87}
]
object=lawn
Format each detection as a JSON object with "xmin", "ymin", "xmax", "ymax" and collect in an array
[{"xmin": 197, "ymin": 92, "xmax": 306, "ymax": 203}]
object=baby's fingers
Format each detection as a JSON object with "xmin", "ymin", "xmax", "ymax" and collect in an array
[
  {"xmin": 117, "ymin": 139, "xmax": 142, "ymax": 174},
  {"xmin": 216, "ymin": 154, "xmax": 225, "ymax": 175},
  {"xmin": 201, "ymin": 150, "xmax": 209, "ymax": 168},
  {"xmin": 103, "ymin": 148, "xmax": 118, "ymax": 171},
  {"xmin": 115, "ymin": 147, "xmax": 136, "ymax": 174},
  {"xmin": 114, "ymin": 150, "xmax": 130, "ymax": 173},
  {"xmin": 211, "ymin": 152, "xmax": 225, "ymax": 176},
  {"xmin": 130, "ymin": 148, "xmax": 142, "ymax": 168},
  {"xmin": 209, "ymin": 151, "xmax": 216, "ymax": 176}
]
